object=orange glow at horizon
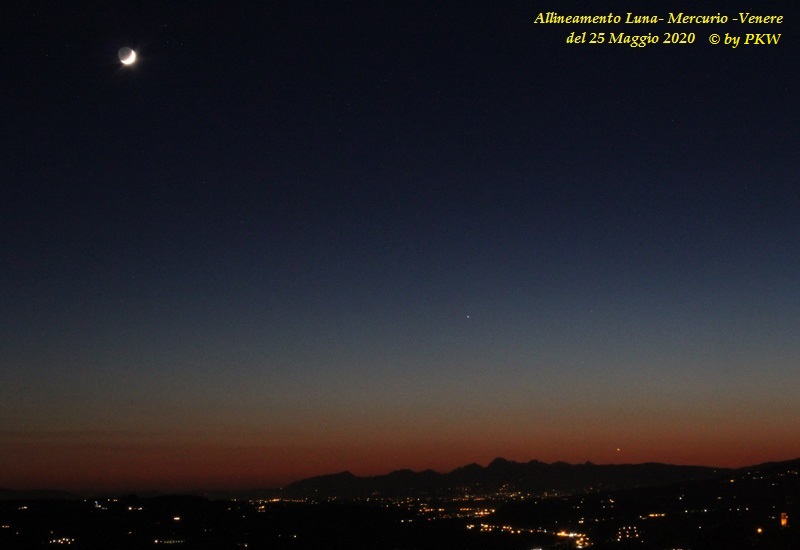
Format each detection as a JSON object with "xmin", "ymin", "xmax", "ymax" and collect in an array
[{"xmin": 2, "ymin": 428, "xmax": 799, "ymax": 492}]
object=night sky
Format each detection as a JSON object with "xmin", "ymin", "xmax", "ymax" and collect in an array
[{"xmin": 3, "ymin": 1, "xmax": 799, "ymax": 492}]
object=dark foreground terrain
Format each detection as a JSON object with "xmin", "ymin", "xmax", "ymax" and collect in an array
[{"xmin": 1, "ymin": 459, "xmax": 798, "ymax": 549}]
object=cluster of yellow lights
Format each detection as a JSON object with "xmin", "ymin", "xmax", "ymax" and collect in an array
[
  {"xmin": 556, "ymin": 531, "xmax": 590, "ymax": 547},
  {"xmin": 467, "ymin": 524, "xmax": 589, "ymax": 546},
  {"xmin": 616, "ymin": 525, "xmax": 640, "ymax": 542},
  {"xmin": 458, "ymin": 507, "xmax": 495, "ymax": 517},
  {"xmin": 556, "ymin": 531, "xmax": 586, "ymax": 539},
  {"xmin": 473, "ymin": 523, "xmax": 530, "ymax": 534},
  {"xmin": 48, "ymin": 538, "xmax": 75, "ymax": 545}
]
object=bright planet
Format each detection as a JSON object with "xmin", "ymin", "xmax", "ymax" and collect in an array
[{"xmin": 118, "ymin": 47, "xmax": 136, "ymax": 65}]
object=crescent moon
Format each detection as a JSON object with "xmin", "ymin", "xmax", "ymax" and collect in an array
[{"xmin": 118, "ymin": 47, "xmax": 136, "ymax": 65}]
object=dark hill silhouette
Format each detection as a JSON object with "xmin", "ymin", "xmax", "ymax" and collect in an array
[{"xmin": 281, "ymin": 457, "xmax": 731, "ymax": 499}]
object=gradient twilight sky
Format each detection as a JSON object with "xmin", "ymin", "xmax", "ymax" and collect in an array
[{"xmin": 2, "ymin": 1, "xmax": 799, "ymax": 491}]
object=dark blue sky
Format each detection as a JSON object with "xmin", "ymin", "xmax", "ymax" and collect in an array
[{"xmin": 2, "ymin": 1, "xmax": 799, "ymax": 490}]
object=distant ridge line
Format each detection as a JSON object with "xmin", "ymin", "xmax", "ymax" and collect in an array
[
  {"xmin": 279, "ymin": 457, "xmax": 733, "ymax": 500},
  {"xmin": 5, "ymin": 457, "xmax": 800, "ymax": 501}
]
